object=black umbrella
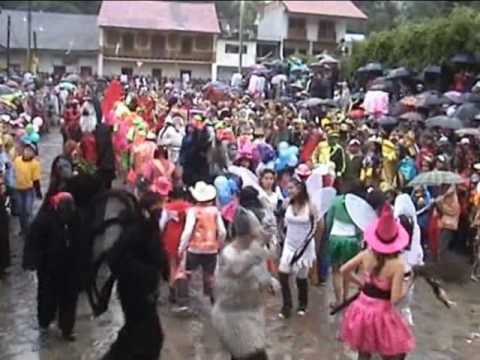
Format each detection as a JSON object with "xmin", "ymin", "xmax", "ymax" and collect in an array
[
  {"xmin": 426, "ymin": 115, "xmax": 464, "ymax": 130},
  {"xmin": 0, "ymin": 84, "xmax": 14, "ymax": 96},
  {"xmin": 423, "ymin": 65, "xmax": 442, "ymax": 75},
  {"xmin": 386, "ymin": 67, "xmax": 414, "ymax": 80},
  {"xmin": 450, "ymin": 52, "xmax": 476, "ymax": 65},
  {"xmin": 369, "ymin": 77, "xmax": 393, "ymax": 92},
  {"xmin": 378, "ymin": 115, "xmax": 398, "ymax": 127},
  {"xmin": 454, "ymin": 103, "xmax": 480, "ymax": 122},
  {"xmin": 460, "ymin": 92, "xmax": 480, "ymax": 104},
  {"xmin": 416, "ymin": 91, "xmax": 451, "ymax": 108},
  {"xmin": 364, "ymin": 62, "xmax": 383, "ymax": 72},
  {"xmin": 298, "ymin": 98, "xmax": 338, "ymax": 108},
  {"xmin": 356, "ymin": 66, "xmax": 368, "ymax": 74}
]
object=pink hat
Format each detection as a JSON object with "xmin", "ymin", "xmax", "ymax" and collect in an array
[
  {"xmin": 150, "ymin": 177, "xmax": 172, "ymax": 196},
  {"xmin": 364, "ymin": 204, "xmax": 409, "ymax": 254}
]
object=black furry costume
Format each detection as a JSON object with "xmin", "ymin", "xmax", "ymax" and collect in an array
[
  {"xmin": 180, "ymin": 126, "xmax": 212, "ymax": 187},
  {"xmin": 23, "ymin": 195, "xmax": 84, "ymax": 337},
  {"xmin": 85, "ymin": 190, "xmax": 169, "ymax": 360}
]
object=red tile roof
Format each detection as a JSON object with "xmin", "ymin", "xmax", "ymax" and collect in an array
[
  {"xmin": 283, "ymin": 1, "xmax": 367, "ymax": 20},
  {"xmin": 98, "ymin": 1, "xmax": 220, "ymax": 34}
]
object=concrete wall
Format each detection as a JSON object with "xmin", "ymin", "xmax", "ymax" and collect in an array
[
  {"xmin": 257, "ymin": 2, "xmax": 287, "ymax": 42},
  {"xmin": 0, "ymin": 50, "xmax": 97, "ymax": 74},
  {"xmin": 102, "ymin": 60, "xmax": 212, "ymax": 79},
  {"xmin": 335, "ymin": 19, "xmax": 348, "ymax": 42},
  {"xmin": 215, "ymin": 39, "xmax": 257, "ymax": 68}
]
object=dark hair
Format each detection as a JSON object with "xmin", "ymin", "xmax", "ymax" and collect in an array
[
  {"xmin": 290, "ymin": 177, "xmax": 309, "ymax": 207},
  {"xmin": 398, "ymin": 214, "xmax": 413, "ymax": 250},
  {"xmin": 169, "ymin": 185, "xmax": 187, "ymax": 200},
  {"xmin": 372, "ymin": 250, "xmax": 400, "ymax": 276},
  {"xmin": 139, "ymin": 191, "xmax": 163, "ymax": 212},
  {"xmin": 260, "ymin": 168, "xmax": 277, "ymax": 190}
]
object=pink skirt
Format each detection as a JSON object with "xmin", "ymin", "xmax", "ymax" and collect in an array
[{"xmin": 341, "ymin": 293, "xmax": 415, "ymax": 356}]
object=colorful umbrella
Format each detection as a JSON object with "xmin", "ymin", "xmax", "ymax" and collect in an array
[{"xmin": 408, "ymin": 170, "xmax": 465, "ymax": 187}]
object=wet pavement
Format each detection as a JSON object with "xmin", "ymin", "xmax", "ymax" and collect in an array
[{"xmin": 1, "ymin": 131, "xmax": 480, "ymax": 359}]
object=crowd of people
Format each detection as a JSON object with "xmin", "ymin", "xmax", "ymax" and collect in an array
[{"xmin": 1, "ymin": 61, "xmax": 479, "ymax": 359}]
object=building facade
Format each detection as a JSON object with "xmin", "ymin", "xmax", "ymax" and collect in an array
[
  {"xmin": 214, "ymin": 38, "xmax": 257, "ymax": 82},
  {"xmin": 0, "ymin": 10, "xmax": 98, "ymax": 75},
  {"xmin": 97, "ymin": 1, "xmax": 220, "ymax": 80},
  {"xmin": 257, "ymin": 1, "xmax": 367, "ymax": 59}
]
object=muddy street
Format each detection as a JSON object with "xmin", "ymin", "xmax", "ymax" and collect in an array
[{"xmin": 1, "ymin": 132, "xmax": 480, "ymax": 360}]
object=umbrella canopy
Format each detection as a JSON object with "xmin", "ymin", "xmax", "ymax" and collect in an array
[
  {"xmin": 399, "ymin": 111, "xmax": 423, "ymax": 122},
  {"xmin": 408, "ymin": 170, "xmax": 465, "ymax": 187},
  {"xmin": 444, "ymin": 91, "xmax": 463, "ymax": 104},
  {"xmin": 369, "ymin": 77, "xmax": 393, "ymax": 92},
  {"xmin": 425, "ymin": 115, "xmax": 464, "ymax": 130},
  {"xmin": 0, "ymin": 85, "xmax": 14, "ymax": 96},
  {"xmin": 416, "ymin": 92, "xmax": 450, "ymax": 108},
  {"xmin": 450, "ymin": 52, "xmax": 476, "ymax": 65},
  {"xmin": 454, "ymin": 103, "xmax": 480, "ymax": 122},
  {"xmin": 386, "ymin": 67, "xmax": 414, "ymax": 80},
  {"xmin": 460, "ymin": 92, "xmax": 480, "ymax": 104},
  {"xmin": 65, "ymin": 73, "xmax": 81, "ymax": 84},
  {"xmin": 455, "ymin": 128, "xmax": 480, "ymax": 137},
  {"xmin": 423, "ymin": 65, "xmax": 442, "ymax": 75},
  {"xmin": 364, "ymin": 62, "xmax": 383, "ymax": 72},
  {"xmin": 377, "ymin": 115, "xmax": 398, "ymax": 127},
  {"xmin": 298, "ymin": 98, "xmax": 338, "ymax": 108}
]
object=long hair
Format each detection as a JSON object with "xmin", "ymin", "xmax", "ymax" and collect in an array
[{"xmin": 290, "ymin": 176, "xmax": 309, "ymax": 208}]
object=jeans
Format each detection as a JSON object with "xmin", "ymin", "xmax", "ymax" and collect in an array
[{"xmin": 15, "ymin": 189, "xmax": 34, "ymax": 234}]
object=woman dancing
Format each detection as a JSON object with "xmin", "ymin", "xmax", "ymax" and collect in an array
[{"xmin": 340, "ymin": 204, "xmax": 415, "ymax": 359}]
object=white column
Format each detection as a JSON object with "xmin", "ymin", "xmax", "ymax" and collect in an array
[
  {"xmin": 211, "ymin": 63, "xmax": 218, "ymax": 81},
  {"xmin": 211, "ymin": 34, "xmax": 218, "ymax": 80},
  {"xmin": 97, "ymin": 28, "xmax": 104, "ymax": 76}
]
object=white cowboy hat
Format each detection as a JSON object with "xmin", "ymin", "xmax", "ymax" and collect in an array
[{"xmin": 189, "ymin": 181, "xmax": 217, "ymax": 202}]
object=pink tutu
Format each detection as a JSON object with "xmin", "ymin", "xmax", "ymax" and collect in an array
[{"xmin": 341, "ymin": 292, "xmax": 415, "ymax": 356}]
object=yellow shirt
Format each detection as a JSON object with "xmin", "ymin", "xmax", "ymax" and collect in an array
[{"xmin": 13, "ymin": 156, "xmax": 41, "ymax": 190}]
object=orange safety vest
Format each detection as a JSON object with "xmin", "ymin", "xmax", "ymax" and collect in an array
[{"xmin": 188, "ymin": 206, "xmax": 220, "ymax": 253}]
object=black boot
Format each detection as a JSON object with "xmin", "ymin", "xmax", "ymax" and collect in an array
[
  {"xmin": 296, "ymin": 278, "xmax": 308, "ymax": 315},
  {"xmin": 278, "ymin": 272, "xmax": 292, "ymax": 319}
]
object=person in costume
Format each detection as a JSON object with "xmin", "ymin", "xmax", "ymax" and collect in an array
[
  {"xmin": 23, "ymin": 192, "xmax": 83, "ymax": 341},
  {"xmin": 394, "ymin": 194, "xmax": 424, "ymax": 326},
  {"xmin": 340, "ymin": 204, "xmax": 415, "ymax": 360},
  {"xmin": 278, "ymin": 176, "xmax": 319, "ymax": 318},
  {"xmin": 212, "ymin": 207, "xmax": 279, "ymax": 360},
  {"xmin": 101, "ymin": 191, "xmax": 169, "ymax": 360},
  {"xmin": 157, "ymin": 114, "xmax": 184, "ymax": 164},
  {"xmin": 326, "ymin": 190, "xmax": 362, "ymax": 308},
  {"xmin": 178, "ymin": 181, "xmax": 226, "ymax": 305}
]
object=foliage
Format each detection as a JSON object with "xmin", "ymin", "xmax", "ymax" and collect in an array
[{"xmin": 349, "ymin": 7, "xmax": 480, "ymax": 71}]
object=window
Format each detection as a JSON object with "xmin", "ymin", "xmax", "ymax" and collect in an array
[
  {"xmin": 181, "ymin": 36, "xmax": 193, "ymax": 54},
  {"xmin": 168, "ymin": 33, "xmax": 179, "ymax": 49},
  {"xmin": 121, "ymin": 67, "xmax": 133, "ymax": 76},
  {"xmin": 289, "ymin": 18, "xmax": 306, "ymax": 30},
  {"xmin": 53, "ymin": 65, "xmax": 66, "ymax": 76},
  {"xmin": 225, "ymin": 44, "xmax": 247, "ymax": 54},
  {"xmin": 196, "ymin": 35, "xmax": 212, "ymax": 50},
  {"xmin": 318, "ymin": 20, "xmax": 336, "ymax": 40},
  {"xmin": 152, "ymin": 34, "xmax": 166, "ymax": 57},
  {"xmin": 137, "ymin": 33, "xmax": 149, "ymax": 48},
  {"xmin": 123, "ymin": 33, "xmax": 134, "ymax": 51},
  {"xmin": 106, "ymin": 30, "xmax": 120, "ymax": 46},
  {"xmin": 80, "ymin": 66, "xmax": 92, "ymax": 77},
  {"xmin": 152, "ymin": 68, "xmax": 162, "ymax": 79}
]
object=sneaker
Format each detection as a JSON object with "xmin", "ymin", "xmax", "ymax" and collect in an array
[
  {"xmin": 171, "ymin": 305, "xmax": 189, "ymax": 314},
  {"xmin": 297, "ymin": 308, "xmax": 306, "ymax": 316}
]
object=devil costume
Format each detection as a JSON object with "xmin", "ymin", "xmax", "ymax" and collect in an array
[
  {"xmin": 95, "ymin": 192, "xmax": 169, "ymax": 360},
  {"xmin": 23, "ymin": 192, "xmax": 83, "ymax": 340}
]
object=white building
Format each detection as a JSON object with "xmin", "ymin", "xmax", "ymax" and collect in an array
[
  {"xmin": 97, "ymin": 1, "xmax": 220, "ymax": 80},
  {"xmin": 0, "ymin": 10, "xmax": 98, "ymax": 75},
  {"xmin": 256, "ymin": 0, "xmax": 367, "ymax": 59},
  {"xmin": 214, "ymin": 38, "xmax": 257, "ymax": 82}
]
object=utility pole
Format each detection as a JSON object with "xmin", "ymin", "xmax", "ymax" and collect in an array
[
  {"xmin": 6, "ymin": 15, "xmax": 11, "ymax": 76},
  {"xmin": 27, "ymin": 0, "xmax": 32, "ymax": 72},
  {"xmin": 238, "ymin": 0, "xmax": 245, "ymax": 74},
  {"xmin": 33, "ymin": 30, "xmax": 37, "ymax": 74}
]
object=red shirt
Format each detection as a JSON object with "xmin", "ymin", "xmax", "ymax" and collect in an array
[
  {"xmin": 162, "ymin": 200, "xmax": 192, "ymax": 258},
  {"xmin": 80, "ymin": 133, "xmax": 97, "ymax": 165}
]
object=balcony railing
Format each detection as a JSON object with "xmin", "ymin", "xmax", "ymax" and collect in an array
[
  {"xmin": 103, "ymin": 46, "xmax": 215, "ymax": 62},
  {"xmin": 287, "ymin": 27, "xmax": 307, "ymax": 40}
]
